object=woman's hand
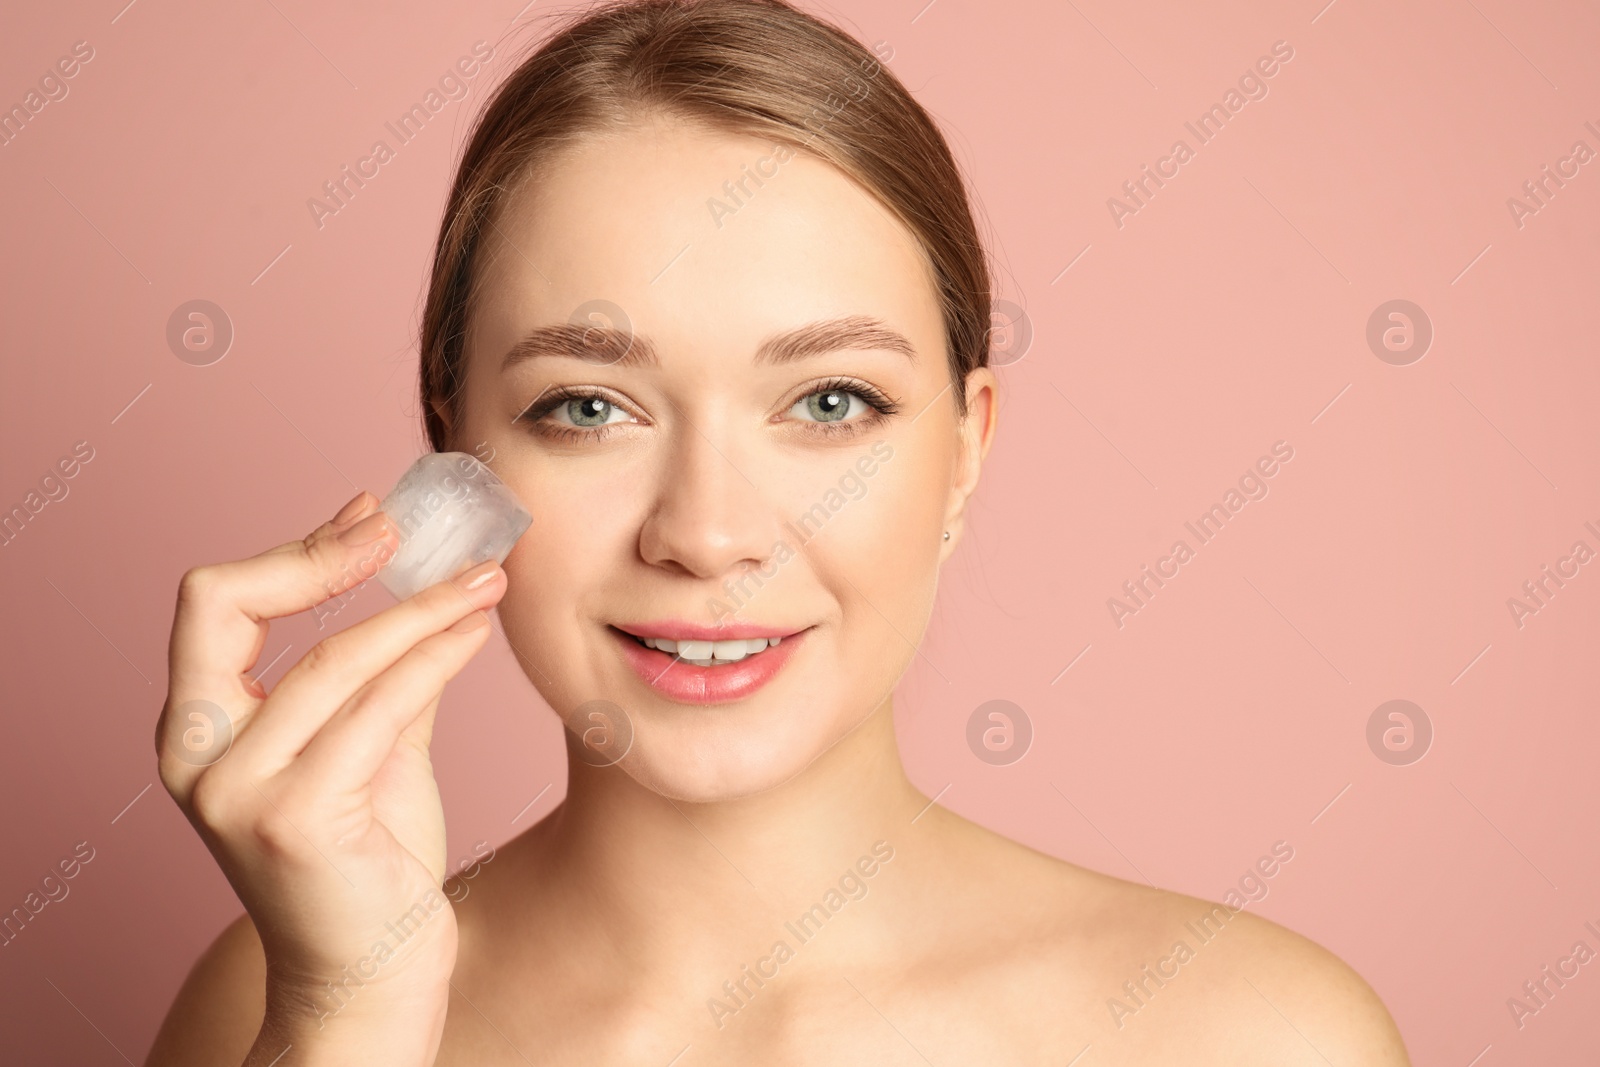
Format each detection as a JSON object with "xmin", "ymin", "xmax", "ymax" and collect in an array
[{"xmin": 155, "ymin": 491, "xmax": 507, "ymax": 1066}]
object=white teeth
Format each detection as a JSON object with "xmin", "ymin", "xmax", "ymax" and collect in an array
[{"xmin": 635, "ymin": 633, "xmax": 789, "ymax": 663}]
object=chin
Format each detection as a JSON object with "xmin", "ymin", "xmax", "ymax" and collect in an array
[{"xmin": 608, "ymin": 695, "xmax": 857, "ymax": 803}]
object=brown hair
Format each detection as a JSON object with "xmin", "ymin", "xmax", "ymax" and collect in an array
[{"xmin": 419, "ymin": 0, "xmax": 992, "ymax": 451}]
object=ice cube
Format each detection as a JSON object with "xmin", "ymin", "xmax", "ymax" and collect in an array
[{"xmin": 377, "ymin": 452, "xmax": 531, "ymax": 601}]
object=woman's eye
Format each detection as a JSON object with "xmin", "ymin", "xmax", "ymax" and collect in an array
[
  {"xmin": 517, "ymin": 391, "xmax": 638, "ymax": 440},
  {"xmin": 791, "ymin": 388, "xmax": 867, "ymax": 423},
  {"xmin": 546, "ymin": 395, "xmax": 631, "ymax": 429}
]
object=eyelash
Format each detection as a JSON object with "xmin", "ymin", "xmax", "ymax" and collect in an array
[
  {"xmin": 515, "ymin": 386, "xmax": 636, "ymax": 443},
  {"xmin": 793, "ymin": 377, "xmax": 900, "ymax": 437},
  {"xmin": 515, "ymin": 378, "xmax": 901, "ymax": 442}
]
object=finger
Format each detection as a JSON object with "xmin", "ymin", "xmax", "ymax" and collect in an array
[
  {"xmin": 227, "ymin": 560, "xmax": 507, "ymax": 777},
  {"xmin": 285, "ymin": 611, "xmax": 492, "ymax": 795},
  {"xmin": 159, "ymin": 491, "xmax": 396, "ymax": 794},
  {"xmin": 167, "ymin": 492, "xmax": 397, "ymax": 698}
]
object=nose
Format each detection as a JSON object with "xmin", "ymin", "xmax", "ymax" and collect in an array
[{"xmin": 638, "ymin": 417, "xmax": 780, "ymax": 583}]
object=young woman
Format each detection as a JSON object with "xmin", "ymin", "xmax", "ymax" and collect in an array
[{"xmin": 148, "ymin": 1, "xmax": 1410, "ymax": 1063}]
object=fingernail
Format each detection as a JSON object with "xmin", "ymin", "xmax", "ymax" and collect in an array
[
  {"xmin": 333, "ymin": 491, "xmax": 372, "ymax": 526},
  {"xmin": 449, "ymin": 611, "xmax": 489, "ymax": 634},
  {"xmin": 337, "ymin": 512, "xmax": 391, "ymax": 546},
  {"xmin": 456, "ymin": 560, "xmax": 501, "ymax": 591}
]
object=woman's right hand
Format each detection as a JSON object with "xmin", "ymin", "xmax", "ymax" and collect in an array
[{"xmin": 155, "ymin": 490, "xmax": 507, "ymax": 1066}]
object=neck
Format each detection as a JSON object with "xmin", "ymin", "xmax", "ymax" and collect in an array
[{"xmin": 517, "ymin": 697, "xmax": 929, "ymax": 974}]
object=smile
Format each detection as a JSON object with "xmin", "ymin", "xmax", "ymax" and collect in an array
[
  {"xmin": 631, "ymin": 634, "xmax": 782, "ymax": 667},
  {"xmin": 609, "ymin": 624, "xmax": 808, "ymax": 704}
]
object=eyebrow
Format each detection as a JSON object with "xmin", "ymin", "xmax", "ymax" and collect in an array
[{"xmin": 500, "ymin": 314, "xmax": 917, "ymax": 371}]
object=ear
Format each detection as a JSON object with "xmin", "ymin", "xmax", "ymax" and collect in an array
[
  {"xmin": 940, "ymin": 365, "xmax": 999, "ymax": 560},
  {"xmin": 427, "ymin": 392, "xmax": 456, "ymax": 451}
]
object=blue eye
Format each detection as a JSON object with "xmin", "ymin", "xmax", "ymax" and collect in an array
[
  {"xmin": 517, "ymin": 388, "xmax": 638, "ymax": 440},
  {"xmin": 564, "ymin": 396, "xmax": 617, "ymax": 427},
  {"xmin": 792, "ymin": 388, "xmax": 866, "ymax": 423}
]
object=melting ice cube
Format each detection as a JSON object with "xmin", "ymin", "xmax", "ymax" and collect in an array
[{"xmin": 377, "ymin": 452, "xmax": 531, "ymax": 601}]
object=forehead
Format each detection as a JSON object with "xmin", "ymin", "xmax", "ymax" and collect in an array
[{"xmin": 468, "ymin": 115, "xmax": 944, "ymax": 366}]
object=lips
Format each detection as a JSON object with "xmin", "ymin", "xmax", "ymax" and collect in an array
[{"xmin": 610, "ymin": 624, "xmax": 808, "ymax": 705}]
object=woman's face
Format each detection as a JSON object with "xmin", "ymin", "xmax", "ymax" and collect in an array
[{"xmin": 448, "ymin": 114, "xmax": 995, "ymax": 801}]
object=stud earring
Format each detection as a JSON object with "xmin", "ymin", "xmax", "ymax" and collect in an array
[{"xmin": 942, "ymin": 530, "xmax": 951, "ymax": 541}]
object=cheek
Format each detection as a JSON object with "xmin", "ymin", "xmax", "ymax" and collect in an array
[
  {"xmin": 492, "ymin": 460, "xmax": 645, "ymax": 697},
  {"xmin": 813, "ymin": 440, "xmax": 947, "ymax": 656},
  {"xmin": 830, "ymin": 476, "xmax": 933, "ymax": 591}
]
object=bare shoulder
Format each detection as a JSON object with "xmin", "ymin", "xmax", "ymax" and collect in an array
[
  {"xmin": 1213, "ymin": 899, "xmax": 1408, "ymax": 1056},
  {"xmin": 920, "ymin": 809, "xmax": 1410, "ymax": 1064},
  {"xmin": 144, "ymin": 912, "xmax": 266, "ymax": 1066},
  {"xmin": 1124, "ymin": 884, "xmax": 1412, "ymax": 1064}
]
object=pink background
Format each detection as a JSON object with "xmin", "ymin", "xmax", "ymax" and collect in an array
[{"xmin": 2, "ymin": 0, "xmax": 1597, "ymax": 1062}]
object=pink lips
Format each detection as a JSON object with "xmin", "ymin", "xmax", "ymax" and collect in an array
[{"xmin": 610, "ymin": 623, "xmax": 808, "ymax": 705}]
